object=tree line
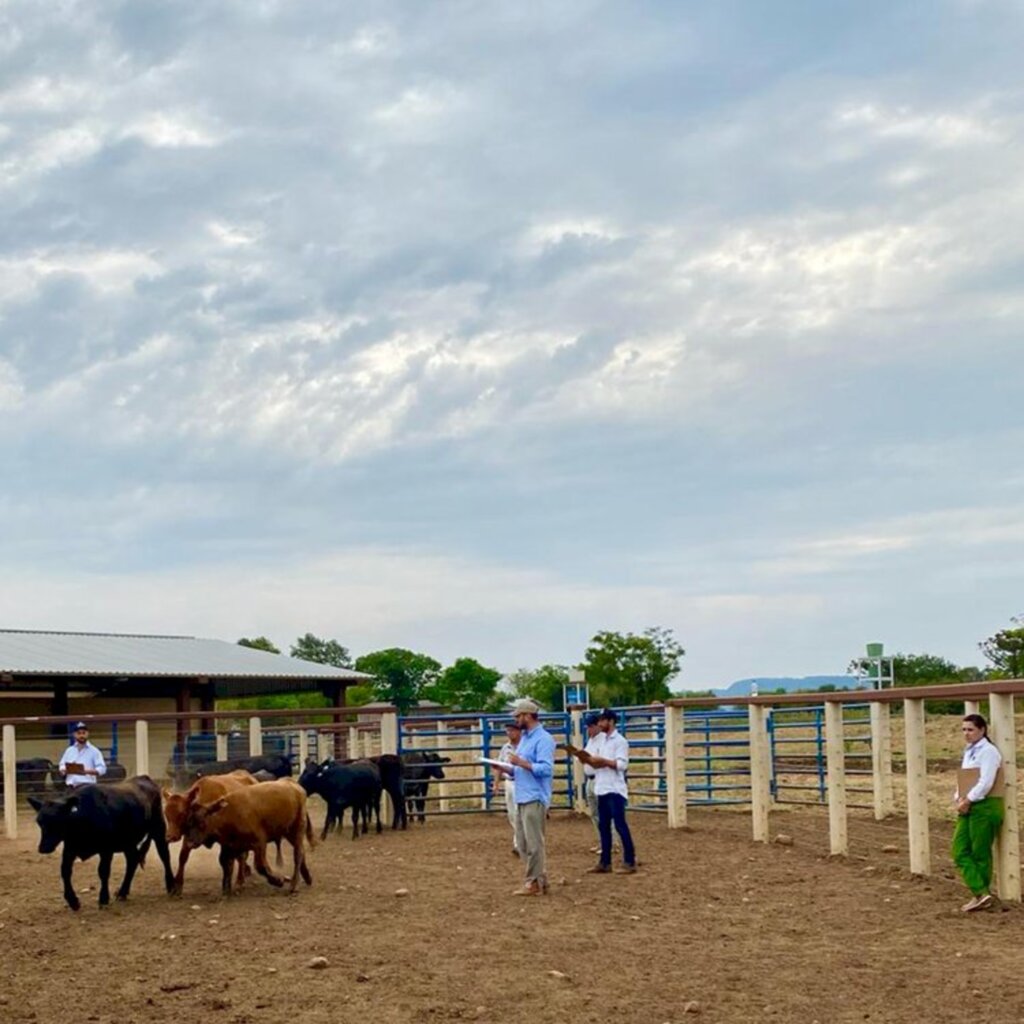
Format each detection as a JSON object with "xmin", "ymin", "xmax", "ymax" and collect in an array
[{"xmin": 235, "ymin": 626, "xmax": 685, "ymax": 715}]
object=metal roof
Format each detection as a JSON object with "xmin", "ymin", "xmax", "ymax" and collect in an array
[{"xmin": 0, "ymin": 629, "xmax": 369, "ymax": 681}]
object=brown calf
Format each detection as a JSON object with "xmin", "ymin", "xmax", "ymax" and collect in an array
[{"xmin": 184, "ymin": 779, "xmax": 314, "ymax": 895}]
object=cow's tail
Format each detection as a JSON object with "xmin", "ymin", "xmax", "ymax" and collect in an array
[{"xmin": 137, "ymin": 833, "xmax": 152, "ymax": 869}]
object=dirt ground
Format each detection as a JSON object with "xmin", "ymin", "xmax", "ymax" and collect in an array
[{"xmin": 2, "ymin": 805, "xmax": 1023, "ymax": 1024}]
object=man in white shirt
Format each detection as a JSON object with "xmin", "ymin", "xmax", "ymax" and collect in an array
[
  {"xmin": 494, "ymin": 721, "xmax": 522, "ymax": 855},
  {"xmin": 585, "ymin": 708, "xmax": 637, "ymax": 874},
  {"xmin": 59, "ymin": 722, "xmax": 107, "ymax": 789}
]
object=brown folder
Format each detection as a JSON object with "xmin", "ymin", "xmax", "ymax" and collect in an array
[
  {"xmin": 62, "ymin": 763, "xmax": 88, "ymax": 775},
  {"xmin": 958, "ymin": 765, "xmax": 1006, "ymax": 800}
]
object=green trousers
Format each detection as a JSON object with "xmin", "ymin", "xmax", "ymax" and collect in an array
[{"xmin": 951, "ymin": 796, "xmax": 1004, "ymax": 896}]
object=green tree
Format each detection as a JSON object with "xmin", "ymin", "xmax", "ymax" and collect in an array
[
  {"xmin": 290, "ymin": 633, "xmax": 352, "ymax": 668},
  {"xmin": 426, "ymin": 657, "xmax": 503, "ymax": 711},
  {"xmin": 980, "ymin": 617, "xmax": 1024, "ymax": 679},
  {"xmin": 504, "ymin": 665, "xmax": 570, "ymax": 711},
  {"xmin": 581, "ymin": 627, "xmax": 685, "ymax": 706},
  {"xmin": 354, "ymin": 648, "xmax": 441, "ymax": 714},
  {"xmin": 238, "ymin": 636, "xmax": 280, "ymax": 654}
]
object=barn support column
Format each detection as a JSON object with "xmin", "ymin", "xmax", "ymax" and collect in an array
[
  {"xmin": 175, "ymin": 681, "xmax": 192, "ymax": 754},
  {"xmin": 3, "ymin": 725, "xmax": 17, "ymax": 840},
  {"xmin": 665, "ymin": 705, "xmax": 688, "ymax": 829},
  {"xmin": 323, "ymin": 683, "xmax": 346, "ymax": 759},
  {"xmin": 904, "ymin": 697, "xmax": 930, "ymax": 875},
  {"xmin": 988, "ymin": 692, "xmax": 1020, "ymax": 902},
  {"xmin": 870, "ymin": 702, "xmax": 895, "ymax": 820},
  {"xmin": 749, "ymin": 704, "xmax": 771, "ymax": 843},
  {"xmin": 198, "ymin": 678, "xmax": 214, "ymax": 734}
]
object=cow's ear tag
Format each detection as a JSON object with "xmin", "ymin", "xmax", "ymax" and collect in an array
[{"xmin": 71, "ymin": 806, "xmax": 79, "ymax": 814}]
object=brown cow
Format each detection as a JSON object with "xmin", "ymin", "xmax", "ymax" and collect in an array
[
  {"xmin": 183, "ymin": 779, "xmax": 314, "ymax": 896},
  {"xmin": 163, "ymin": 770, "xmax": 258, "ymax": 895}
]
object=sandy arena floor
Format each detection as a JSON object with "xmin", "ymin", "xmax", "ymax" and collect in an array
[{"xmin": 1, "ymin": 806, "xmax": 1023, "ymax": 1024}]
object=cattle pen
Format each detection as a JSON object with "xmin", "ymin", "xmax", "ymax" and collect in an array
[{"xmin": 3, "ymin": 680, "xmax": 1024, "ymax": 1024}]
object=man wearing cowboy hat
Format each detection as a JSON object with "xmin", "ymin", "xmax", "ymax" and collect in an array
[
  {"xmin": 505, "ymin": 698, "xmax": 556, "ymax": 896},
  {"xmin": 58, "ymin": 722, "xmax": 107, "ymax": 789}
]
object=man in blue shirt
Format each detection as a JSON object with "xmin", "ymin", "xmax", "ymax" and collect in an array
[{"xmin": 505, "ymin": 698, "xmax": 555, "ymax": 896}]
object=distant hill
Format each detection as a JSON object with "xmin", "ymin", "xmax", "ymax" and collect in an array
[{"xmin": 690, "ymin": 675, "xmax": 864, "ymax": 698}]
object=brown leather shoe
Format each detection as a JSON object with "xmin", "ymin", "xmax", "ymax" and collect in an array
[
  {"xmin": 586, "ymin": 864, "xmax": 611, "ymax": 874},
  {"xmin": 512, "ymin": 882, "xmax": 541, "ymax": 896},
  {"xmin": 615, "ymin": 864, "xmax": 638, "ymax": 874}
]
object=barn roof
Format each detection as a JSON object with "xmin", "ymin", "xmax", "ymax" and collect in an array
[{"xmin": 0, "ymin": 629, "xmax": 369, "ymax": 692}]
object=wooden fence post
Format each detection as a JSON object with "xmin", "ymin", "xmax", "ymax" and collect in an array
[
  {"xmin": 317, "ymin": 730, "xmax": 333, "ymax": 763},
  {"xmin": 436, "ymin": 721, "xmax": 451, "ymax": 813},
  {"xmin": 988, "ymin": 692, "xmax": 1020, "ymax": 902},
  {"xmin": 3, "ymin": 725, "xmax": 17, "ymax": 840},
  {"xmin": 298, "ymin": 729, "xmax": 309, "ymax": 768},
  {"xmin": 665, "ymin": 705, "xmax": 688, "ymax": 829},
  {"xmin": 964, "ymin": 700, "xmax": 980, "ymax": 717},
  {"xmin": 824, "ymin": 701, "xmax": 848, "ymax": 856},
  {"xmin": 870, "ymin": 702, "xmax": 894, "ymax": 820},
  {"xmin": 749, "ymin": 704, "xmax": 771, "ymax": 843},
  {"xmin": 134, "ymin": 720, "xmax": 150, "ymax": 778},
  {"xmin": 216, "ymin": 732, "xmax": 228, "ymax": 761},
  {"xmin": 570, "ymin": 709, "xmax": 585, "ymax": 811},
  {"xmin": 903, "ymin": 698, "xmax": 930, "ymax": 874},
  {"xmin": 249, "ymin": 717, "xmax": 263, "ymax": 757}
]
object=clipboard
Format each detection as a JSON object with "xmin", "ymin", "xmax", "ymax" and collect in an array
[
  {"xmin": 957, "ymin": 765, "xmax": 1006, "ymax": 800},
  {"xmin": 479, "ymin": 757, "xmax": 514, "ymax": 773},
  {"xmin": 62, "ymin": 763, "xmax": 88, "ymax": 775}
]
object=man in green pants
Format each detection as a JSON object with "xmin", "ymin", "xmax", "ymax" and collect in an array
[{"xmin": 952, "ymin": 713, "xmax": 1004, "ymax": 913}]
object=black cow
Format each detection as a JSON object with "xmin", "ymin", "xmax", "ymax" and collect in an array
[
  {"xmin": 102, "ymin": 759, "xmax": 128, "ymax": 783},
  {"xmin": 323, "ymin": 754, "xmax": 407, "ymax": 830},
  {"xmin": 298, "ymin": 758, "xmax": 382, "ymax": 840},
  {"xmin": 28, "ymin": 776, "xmax": 175, "ymax": 911},
  {"xmin": 0, "ymin": 758, "xmax": 57, "ymax": 798},
  {"xmin": 181, "ymin": 753, "xmax": 293, "ymax": 787},
  {"xmin": 401, "ymin": 751, "xmax": 450, "ymax": 824}
]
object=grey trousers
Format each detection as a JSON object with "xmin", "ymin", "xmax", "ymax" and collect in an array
[{"xmin": 514, "ymin": 800, "xmax": 547, "ymax": 887}]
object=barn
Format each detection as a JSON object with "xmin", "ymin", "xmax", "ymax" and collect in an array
[{"xmin": 0, "ymin": 628, "xmax": 368, "ymax": 776}]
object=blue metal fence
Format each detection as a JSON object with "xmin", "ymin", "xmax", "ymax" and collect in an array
[{"xmin": 397, "ymin": 711, "xmax": 576, "ymax": 816}]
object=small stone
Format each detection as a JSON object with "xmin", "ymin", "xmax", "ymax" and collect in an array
[
  {"xmin": 307, "ymin": 956, "xmax": 329, "ymax": 970},
  {"xmin": 395, "ymin": 888, "xmax": 410, "ymax": 897},
  {"xmin": 684, "ymin": 1000, "xmax": 701, "ymax": 1013},
  {"xmin": 547, "ymin": 970, "xmax": 568, "ymax": 980},
  {"xmin": 881, "ymin": 844, "xmax": 899, "ymax": 853},
  {"xmin": 629, "ymin": 915, "xmax": 641, "ymax": 921},
  {"xmin": 190, "ymin": 905, "xmax": 202, "ymax": 911},
  {"xmin": 208, "ymin": 919, "xmax": 219, "ymax": 925},
  {"xmin": 355, "ymin": 972, "xmax": 370, "ymax": 983},
  {"xmin": 773, "ymin": 834, "xmax": 794, "ymax": 846},
  {"xmin": 862, "ymin": 866, "xmax": 877, "ymax": 874},
  {"xmin": 267, "ymin": 968, "xmax": 278, "ymax": 974}
]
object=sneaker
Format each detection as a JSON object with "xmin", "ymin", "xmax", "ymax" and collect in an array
[
  {"xmin": 962, "ymin": 895, "xmax": 986, "ymax": 912},
  {"xmin": 586, "ymin": 864, "xmax": 611, "ymax": 874},
  {"xmin": 974, "ymin": 893, "xmax": 995, "ymax": 911},
  {"xmin": 512, "ymin": 882, "xmax": 541, "ymax": 897}
]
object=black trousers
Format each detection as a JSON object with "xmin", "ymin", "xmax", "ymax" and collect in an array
[{"xmin": 598, "ymin": 792, "xmax": 636, "ymax": 866}]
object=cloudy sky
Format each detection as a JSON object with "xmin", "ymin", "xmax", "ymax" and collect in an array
[{"xmin": 1, "ymin": 1, "xmax": 1022, "ymax": 688}]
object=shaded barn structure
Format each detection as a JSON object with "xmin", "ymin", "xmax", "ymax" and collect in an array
[{"xmin": 0, "ymin": 629, "xmax": 368, "ymax": 778}]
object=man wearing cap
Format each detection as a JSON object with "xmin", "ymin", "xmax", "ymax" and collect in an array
[
  {"xmin": 586, "ymin": 708, "xmax": 637, "ymax": 874},
  {"xmin": 505, "ymin": 698, "xmax": 556, "ymax": 896},
  {"xmin": 58, "ymin": 722, "xmax": 107, "ymax": 789},
  {"xmin": 582, "ymin": 712, "xmax": 603, "ymax": 852},
  {"xmin": 494, "ymin": 720, "xmax": 523, "ymax": 856}
]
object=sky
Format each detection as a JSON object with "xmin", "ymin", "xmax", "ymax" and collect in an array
[{"xmin": 1, "ymin": 1, "xmax": 1022, "ymax": 689}]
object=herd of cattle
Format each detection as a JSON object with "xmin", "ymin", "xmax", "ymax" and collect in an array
[{"xmin": 23, "ymin": 750, "xmax": 451, "ymax": 910}]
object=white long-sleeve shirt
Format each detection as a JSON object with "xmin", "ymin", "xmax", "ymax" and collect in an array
[
  {"xmin": 583, "ymin": 732, "xmax": 600, "ymax": 779},
  {"xmin": 591, "ymin": 728, "xmax": 629, "ymax": 798},
  {"xmin": 959, "ymin": 736, "xmax": 1002, "ymax": 803},
  {"xmin": 59, "ymin": 741, "xmax": 107, "ymax": 788}
]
